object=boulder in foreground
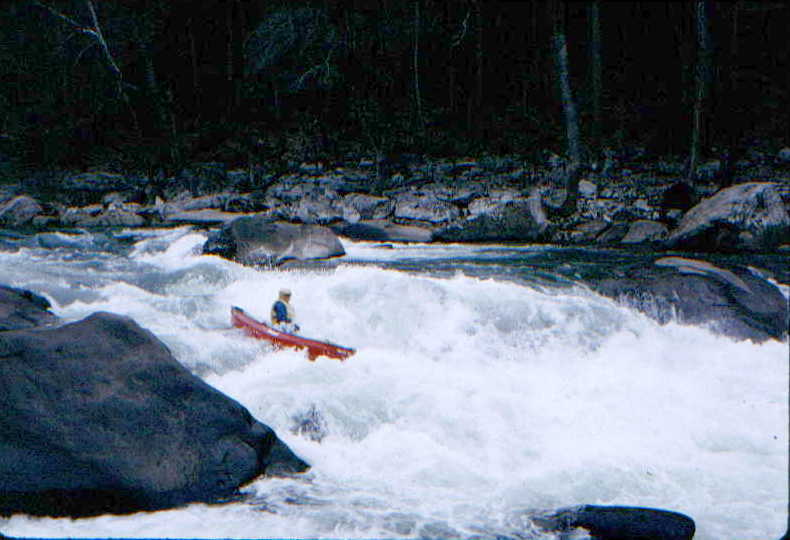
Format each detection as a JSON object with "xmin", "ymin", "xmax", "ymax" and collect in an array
[
  {"xmin": 534, "ymin": 505, "xmax": 695, "ymax": 540},
  {"xmin": 0, "ymin": 311, "xmax": 308, "ymax": 517}
]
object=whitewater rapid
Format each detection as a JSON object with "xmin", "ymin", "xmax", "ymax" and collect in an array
[{"xmin": 0, "ymin": 228, "xmax": 786, "ymax": 539}]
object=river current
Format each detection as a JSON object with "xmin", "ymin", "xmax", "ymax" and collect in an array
[{"xmin": 0, "ymin": 227, "xmax": 787, "ymax": 539}]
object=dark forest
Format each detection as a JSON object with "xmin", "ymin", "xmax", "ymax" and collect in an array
[{"xmin": 0, "ymin": 0, "xmax": 788, "ymax": 183}]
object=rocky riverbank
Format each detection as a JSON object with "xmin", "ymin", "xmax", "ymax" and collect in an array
[{"xmin": 1, "ymin": 147, "xmax": 789, "ymax": 252}]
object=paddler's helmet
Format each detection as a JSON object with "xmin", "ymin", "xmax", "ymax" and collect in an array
[{"xmin": 279, "ymin": 288, "xmax": 292, "ymax": 298}]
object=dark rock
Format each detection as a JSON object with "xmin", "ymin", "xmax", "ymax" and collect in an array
[
  {"xmin": 595, "ymin": 221, "xmax": 630, "ymax": 245},
  {"xmin": 591, "ymin": 257, "xmax": 788, "ymax": 342},
  {"xmin": 659, "ymin": 182, "xmax": 697, "ymax": 224},
  {"xmin": 336, "ymin": 219, "xmax": 433, "ymax": 243},
  {"xmin": 0, "ymin": 311, "xmax": 308, "ymax": 517},
  {"xmin": 203, "ymin": 214, "xmax": 345, "ymax": 266},
  {"xmin": 61, "ymin": 172, "xmax": 132, "ymax": 206},
  {"xmin": 0, "ymin": 195, "xmax": 43, "ymax": 227},
  {"xmin": 176, "ymin": 162, "xmax": 228, "ymax": 196},
  {"xmin": 534, "ymin": 505, "xmax": 695, "ymax": 540},
  {"xmin": 667, "ymin": 182, "xmax": 789, "ymax": 252},
  {"xmin": 0, "ymin": 284, "xmax": 57, "ymax": 331},
  {"xmin": 435, "ymin": 200, "xmax": 548, "ymax": 242}
]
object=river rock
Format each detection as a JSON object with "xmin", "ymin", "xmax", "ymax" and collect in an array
[
  {"xmin": 336, "ymin": 219, "xmax": 433, "ymax": 243},
  {"xmin": 591, "ymin": 256, "xmax": 788, "ymax": 342},
  {"xmin": 393, "ymin": 191, "xmax": 460, "ymax": 223},
  {"xmin": 342, "ymin": 193, "xmax": 393, "ymax": 220},
  {"xmin": 621, "ymin": 219, "xmax": 668, "ymax": 244},
  {"xmin": 203, "ymin": 214, "xmax": 345, "ymax": 266},
  {"xmin": 0, "ymin": 195, "xmax": 43, "ymax": 227},
  {"xmin": 0, "ymin": 284, "xmax": 57, "ymax": 330},
  {"xmin": 666, "ymin": 182, "xmax": 790, "ymax": 251},
  {"xmin": 435, "ymin": 200, "xmax": 549, "ymax": 242},
  {"xmin": 534, "ymin": 505, "xmax": 695, "ymax": 540},
  {"xmin": 0, "ymin": 311, "xmax": 308, "ymax": 517},
  {"xmin": 61, "ymin": 171, "xmax": 131, "ymax": 205}
]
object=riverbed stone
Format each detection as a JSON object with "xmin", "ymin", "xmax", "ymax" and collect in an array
[{"xmin": 0, "ymin": 311, "xmax": 308, "ymax": 517}]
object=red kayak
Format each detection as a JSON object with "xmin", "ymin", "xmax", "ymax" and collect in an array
[{"xmin": 231, "ymin": 306, "xmax": 355, "ymax": 361}]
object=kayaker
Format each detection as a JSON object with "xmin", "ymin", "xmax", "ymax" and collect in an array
[{"xmin": 271, "ymin": 288, "xmax": 299, "ymax": 333}]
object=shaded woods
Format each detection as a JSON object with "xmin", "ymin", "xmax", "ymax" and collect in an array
[{"xmin": 0, "ymin": 0, "xmax": 787, "ymax": 185}]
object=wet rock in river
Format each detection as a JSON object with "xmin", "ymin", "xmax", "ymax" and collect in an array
[{"xmin": 0, "ymin": 311, "xmax": 308, "ymax": 517}]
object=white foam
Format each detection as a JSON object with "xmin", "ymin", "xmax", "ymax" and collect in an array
[{"xmin": 0, "ymin": 234, "xmax": 786, "ymax": 539}]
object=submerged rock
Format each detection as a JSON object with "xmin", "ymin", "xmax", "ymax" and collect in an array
[
  {"xmin": 534, "ymin": 505, "xmax": 695, "ymax": 540},
  {"xmin": 0, "ymin": 284, "xmax": 57, "ymax": 330},
  {"xmin": 203, "ymin": 213, "xmax": 345, "ymax": 266},
  {"xmin": 0, "ymin": 311, "xmax": 308, "ymax": 517}
]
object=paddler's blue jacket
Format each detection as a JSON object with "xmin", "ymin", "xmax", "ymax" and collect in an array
[{"xmin": 271, "ymin": 300, "xmax": 291, "ymax": 324}]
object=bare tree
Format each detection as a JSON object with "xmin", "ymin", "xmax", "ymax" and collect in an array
[{"xmin": 33, "ymin": 0, "xmax": 139, "ymax": 133}]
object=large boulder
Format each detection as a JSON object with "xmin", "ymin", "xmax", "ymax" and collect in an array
[
  {"xmin": 0, "ymin": 284, "xmax": 57, "ymax": 331},
  {"xmin": 0, "ymin": 311, "xmax": 308, "ymax": 517},
  {"xmin": 0, "ymin": 195, "xmax": 44, "ymax": 228},
  {"xmin": 203, "ymin": 214, "xmax": 345, "ymax": 266},
  {"xmin": 666, "ymin": 182, "xmax": 789, "ymax": 251},
  {"xmin": 591, "ymin": 256, "xmax": 788, "ymax": 342},
  {"xmin": 435, "ymin": 199, "xmax": 549, "ymax": 242},
  {"xmin": 534, "ymin": 505, "xmax": 695, "ymax": 540}
]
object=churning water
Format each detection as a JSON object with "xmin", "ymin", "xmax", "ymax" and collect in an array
[{"xmin": 0, "ymin": 227, "xmax": 786, "ymax": 539}]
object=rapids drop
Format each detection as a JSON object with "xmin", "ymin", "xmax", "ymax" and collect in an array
[{"xmin": 0, "ymin": 227, "xmax": 786, "ymax": 539}]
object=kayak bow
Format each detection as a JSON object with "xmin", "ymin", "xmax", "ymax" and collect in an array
[{"xmin": 231, "ymin": 306, "xmax": 355, "ymax": 361}]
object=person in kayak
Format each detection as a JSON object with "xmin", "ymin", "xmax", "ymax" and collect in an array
[{"xmin": 271, "ymin": 288, "xmax": 299, "ymax": 333}]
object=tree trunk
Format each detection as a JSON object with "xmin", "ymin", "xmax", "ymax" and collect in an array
[
  {"xmin": 475, "ymin": 0, "xmax": 483, "ymax": 110},
  {"xmin": 552, "ymin": 0, "xmax": 583, "ymax": 217},
  {"xmin": 188, "ymin": 17, "xmax": 201, "ymax": 120},
  {"xmin": 687, "ymin": 0, "xmax": 710, "ymax": 184},
  {"xmin": 413, "ymin": 0, "xmax": 424, "ymax": 130},
  {"xmin": 589, "ymin": 0, "xmax": 602, "ymax": 154}
]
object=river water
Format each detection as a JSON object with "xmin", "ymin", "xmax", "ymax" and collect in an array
[{"xmin": 0, "ymin": 227, "xmax": 786, "ymax": 539}]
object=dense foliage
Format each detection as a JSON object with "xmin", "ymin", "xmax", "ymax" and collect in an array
[{"xmin": 0, "ymin": 0, "xmax": 787, "ymax": 180}]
